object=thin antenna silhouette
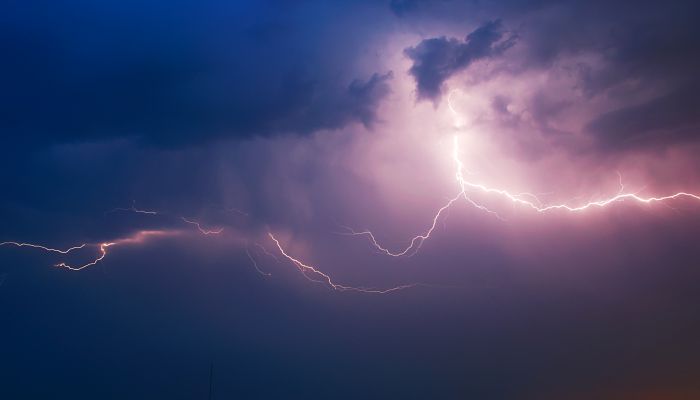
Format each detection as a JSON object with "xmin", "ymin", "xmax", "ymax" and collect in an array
[{"xmin": 208, "ymin": 363, "xmax": 214, "ymax": 400}]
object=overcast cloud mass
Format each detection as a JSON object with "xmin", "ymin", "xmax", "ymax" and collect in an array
[{"xmin": 2, "ymin": 0, "xmax": 700, "ymax": 398}]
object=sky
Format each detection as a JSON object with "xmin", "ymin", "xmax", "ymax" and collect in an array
[{"xmin": 2, "ymin": 0, "xmax": 700, "ymax": 398}]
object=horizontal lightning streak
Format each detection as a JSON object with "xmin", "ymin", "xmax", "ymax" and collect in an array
[
  {"xmin": 2, "ymin": 231, "xmax": 176, "ymax": 271},
  {"xmin": 0, "ymin": 241, "xmax": 86, "ymax": 254},
  {"xmin": 55, "ymin": 242, "xmax": 113, "ymax": 271},
  {"xmin": 339, "ymin": 192, "xmax": 463, "ymax": 257},
  {"xmin": 268, "ymin": 232, "xmax": 415, "ymax": 293},
  {"xmin": 107, "ymin": 204, "xmax": 229, "ymax": 237},
  {"xmin": 452, "ymin": 136, "xmax": 700, "ymax": 212},
  {"xmin": 108, "ymin": 200, "xmax": 158, "ymax": 215},
  {"xmin": 347, "ymin": 134, "xmax": 700, "ymax": 257},
  {"xmin": 55, "ymin": 230, "xmax": 175, "ymax": 271},
  {"xmin": 5, "ymin": 89, "xmax": 698, "ymax": 295},
  {"xmin": 181, "ymin": 217, "xmax": 224, "ymax": 235}
]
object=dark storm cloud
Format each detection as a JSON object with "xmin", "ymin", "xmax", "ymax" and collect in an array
[
  {"xmin": 2, "ymin": 1, "xmax": 700, "ymax": 399},
  {"xmin": 390, "ymin": 0, "xmax": 556, "ymax": 19},
  {"xmin": 577, "ymin": 3, "xmax": 700, "ymax": 149},
  {"xmin": 404, "ymin": 20, "xmax": 515, "ymax": 101},
  {"xmin": 396, "ymin": 0, "xmax": 700, "ymax": 151},
  {"xmin": 586, "ymin": 84, "xmax": 700, "ymax": 149},
  {"xmin": 529, "ymin": 1, "xmax": 700, "ymax": 95},
  {"xmin": 0, "ymin": 0, "xmax": 391, "ymax": 148},
  {"xmin": 389, "ymin": 0, "xmax": 424, "ymax": 16}
]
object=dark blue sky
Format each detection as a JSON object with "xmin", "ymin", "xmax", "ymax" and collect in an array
[{"xmin": 2, "ymin": 1, "xmax": 700, "ymax": 398}]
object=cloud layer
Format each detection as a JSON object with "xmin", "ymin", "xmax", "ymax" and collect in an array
[
  {"xmin": 2, "ymin": 1, "xmax": 700, "ymax": 399},
  {"xmin": 405, "ymin": 20, "xmax": 515, "ymax": 100}
]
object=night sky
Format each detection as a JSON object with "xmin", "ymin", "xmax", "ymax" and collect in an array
[{"xmin": 2, "ymin": 1, "xmax": 700, "ymax": 398}]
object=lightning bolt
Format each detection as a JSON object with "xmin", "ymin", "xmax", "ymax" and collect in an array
[
  {"xmin": 180, "ymin": 217, "xmax": 224, "ymax": 235},
  {"xmin": 55, "ymin": 230, "xmax": 177, "ymax": 271},
  {"xmin": 450, "ymin": 136, "xmax": 700, "ymax": 213},
  {"xmin": 6, "ymin": 89, "xmax": 698, "ymax": 295},
  {"xmin": 107, "ymin": 200, "xmax": 158, "ymax": 215},
  {"xmin": 54, "ymin": 242, "xmax": 114, "ymax": 271},
  {"xmin": 268, "ymin": 232, "xmax": 416, "ymax": 293},
  {"xmin": 345, "ymin": 91, "xmax": 700, "ymax": 257},
  {"xmin": 2, "ymin": 228, "xmax": 416, "ymax": 294},
  {"xmin": 2, "ymin": 230, "xmax": 178, "ymax": 271},
  {"xmin": 107, "ymin": 202, "xmax": 228, "ymax": 237},
  {"xmin": 245, "ymin": 243, "xmax": 273, "ymax": 277},
  {"xmin": 0, "ymin": 241, "xmax": 86, "ymax": 254},
  {"xmin": 253, "ymin": 242, "xmax": 279, "ymax": 262}
]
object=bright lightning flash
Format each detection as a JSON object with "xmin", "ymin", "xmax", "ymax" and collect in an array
[
  {"xmin": 345, "ymin": 92, "xmax": 700, "ymax": 257},
  {"xmin": 5, "ymin": 90, "xmax": 699, "ymax": 294}
]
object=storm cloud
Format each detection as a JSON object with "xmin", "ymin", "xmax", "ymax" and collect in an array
[
  {"xmin": 586, "ymin": 83, "xmax": 700, "ymax": 149},
  {"xmin": 404, "ymin": 20, "xmax": 515, "ymax": 101},
  {"xmin": 0, "ymin": 1, "xmax": 393, "ymax": 148},
  {"xmin": 2, "ymin": 1, "xmax": 700, "ymax": 399}
]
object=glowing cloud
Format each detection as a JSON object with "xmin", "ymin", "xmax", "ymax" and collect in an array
[{"xmin": 345, "ymin": 90, "xmax": 700, "ymax": 257}]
